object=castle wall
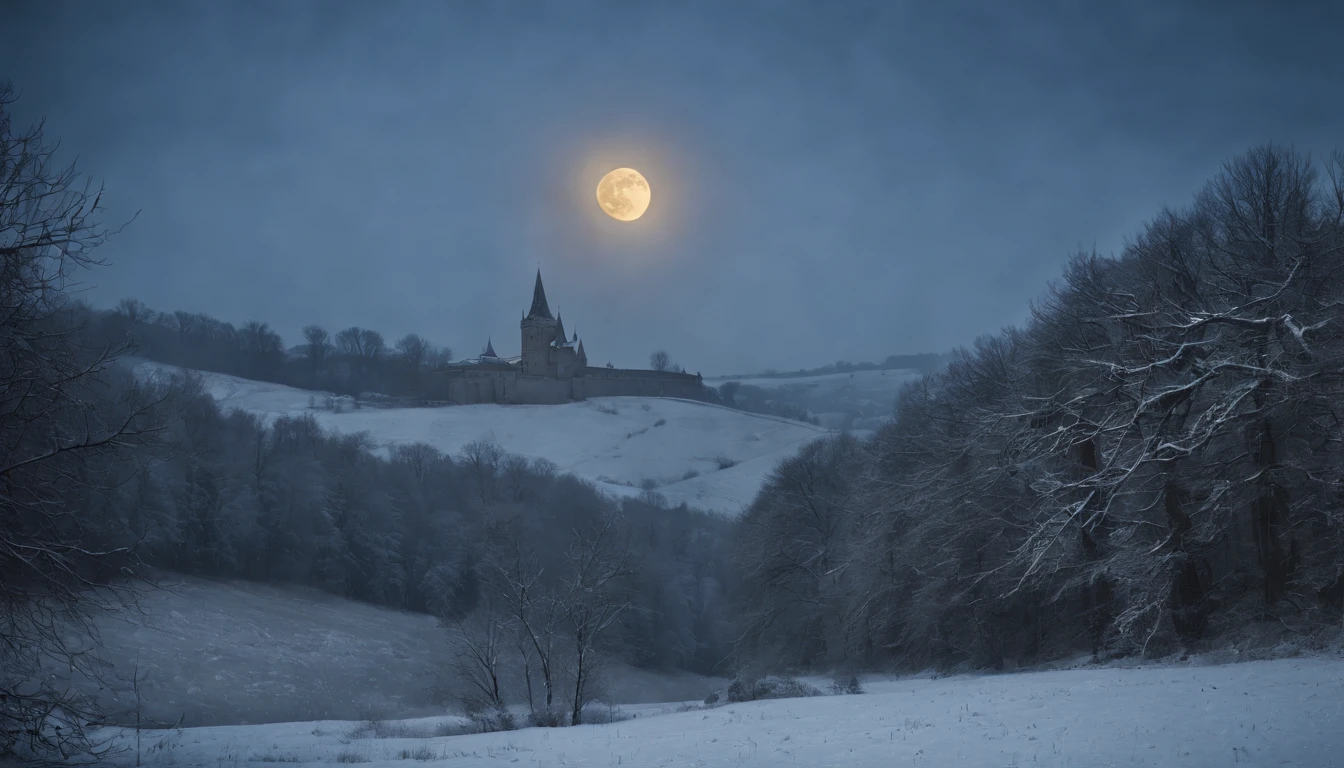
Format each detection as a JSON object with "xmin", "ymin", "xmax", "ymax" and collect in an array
[
  {"xmin": 431, "ymin": 366, "xmax": 515, "ymax": 405},
  {"xmin": 429, "ymin": 365, "xmax": 704, "ymax": 405},
  {"xmin": 513, "ymin": 375, "xmax": 574, "ymax": 404},
  {"xmin": 575, "ymin": 368, "xmax": 706, "ymax": 400}
]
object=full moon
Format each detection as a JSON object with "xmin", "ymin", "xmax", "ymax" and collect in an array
[{"xmin": 595, "ymin": 167, "xmax": 651, "ymax": 221}]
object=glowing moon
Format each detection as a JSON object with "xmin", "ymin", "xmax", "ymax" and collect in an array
[{"xmin": 595, "ymin": 167, "xmax": 651, "ymax": 221}]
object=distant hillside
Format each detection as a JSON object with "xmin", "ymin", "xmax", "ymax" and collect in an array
[
  {"xmin": 715, "ymin": 352, "xmax": 949, "ymax": 381},
  {"xmin": 706, "ymin": 357, "xmax": 944, "ymax": 431},
  {"xmin": 130, "ymin": 360, "xmax": 831, "ymax": 515}
]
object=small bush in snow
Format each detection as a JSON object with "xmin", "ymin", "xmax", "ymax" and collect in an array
[
  {"xmin": 829, "ymin": 674, "xmax": 863, "ymax": 695},
  {"xmin": 715, "ymin": 455, "xmax": 738, "ymax": 470},
  {"xmin": 398, "ymin": 746, "xmax": 437, "ymax": 760},
  {"xmin": 348, "ymin": 719, "xmax": 436, "ymax": 739},
  {"xmin": 583, "ymin": 702, "xmax": 631, "ymax": 724},
  {"xmin": 334, "ymin": 752, "xmax": 370, "ymax": 764},
  {"xmin": 468, "ymin": 706, "xmax": 516, "ymax": 733},
  {"xmin": 640, "ymin": 478, "xmax": 659, "ymax": 490},
  {"xmin": 727, "ymin": 675, "xmax": 822, "ymax": 702},
  {"xmin": 529, "ymin": 708, "xmax": 566, "ymax": 728},
  {"xmin": 596, "ymin": 404, "xmax": 619, "ymax": 415},
  {"xmin": 682, "ymin": 468, "xmax": 700, "ymax": 480},
  {"xmin": 654, "ymin": 418, "xmax": 666, "ymax": 427}
]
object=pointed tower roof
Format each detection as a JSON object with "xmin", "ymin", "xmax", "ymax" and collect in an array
[
  {"xmin": 526, "ymin": 270, "xmax": 553, "ymax": 320},
  {"xmin": 577, "ymin": 339, "xmax": 587, "ymax": 360},
  {"xmin": 483, "ymin": 338, "xmax": 498, "ymax": 358},
  {"xmin": 552, "ymin": 312, "xmax": 566, "ymax": 346}
]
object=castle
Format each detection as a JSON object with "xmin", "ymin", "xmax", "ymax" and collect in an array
[{"xmin": 431, "ymin": 271, "xmax": 705, "ymax": 405}]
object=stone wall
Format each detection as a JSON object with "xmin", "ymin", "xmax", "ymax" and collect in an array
[
  {"xmin": 513, "ymin": 375, "xmax": 573, "ymax": 405},
  {"xmin": 576, "ymin": 367, "xmax": 706, "ymax": 400},
  {"xmin": 429, "ymin": 365, "xmax": 705, "ymax": 405}
]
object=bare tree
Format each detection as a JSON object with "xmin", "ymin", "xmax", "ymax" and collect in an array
[
  {"xmin": 460, "ymin": 439, "xmax": 504, "ymax": 505},
  {"xmin": 335, "ymin": 326, "xmax": 385, "ymax": 389},
  {"xmin": 240, "ymin": 320, "xmax": 283, "ymax": 379},
  {"xmin": 302, "ymin": 324, "xmax": 330, "ymax": 384},
  {"xmin": 649, "ymin": 349, "xmax": 671, "ymax": 372},
  {"xmin": 486, "ymin": 525, "xmax": 563, "ymax": 718},
  {"xmin": 427, "ymin": 346, "xmax": 454, "ymax": 371},
  {"xmin": 335, "ymin": 326, "xmax": 365, "ymax": 357},
  {"xmin": 446, "ymin": 607, "xmax": 509, "ymax": 715},
  {"xmin": 396, "ymin": 333, "xmax": 433, "ymax": 400},
  {"xmin": 559, "ymin": 515, "xmax": 634, "ymax": 725},
  {"xmin": 359, "ymin": 328, "xmax": 386, "ymax": 363},
  {"xmin": 0, "ymin": 82, "xmax": 153, "ymax": 761},
  {"xmin": 116, "ymin": 297, "xmax": 152, "ymax": 342}
]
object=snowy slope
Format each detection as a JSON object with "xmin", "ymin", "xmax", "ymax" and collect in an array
[
  {"xmin": 78, "ymin": 576, "xmax": 721, "ymax": 728},
  {"xmin": 130, "ymin": 360, "xmax": 830, "ymax": 514},
  {"xmin": 707, "ymin": 367, "xmax": 924, "ymax": 430},
  {"xmin": 708, "ymin": 367, "xmax": 923, "ymax": 392},
  {"xmin": 98, "ymin": 657, "xmax": 1344, "ymax": 767}
]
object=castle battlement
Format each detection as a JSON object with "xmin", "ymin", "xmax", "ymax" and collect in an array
[{"xmin": 430, "ymin": 271, "xmax": 703, "ymax": 405}]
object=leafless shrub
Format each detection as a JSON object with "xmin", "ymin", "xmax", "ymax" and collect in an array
[
  {"xmin": 726, "ymin": 676, "xmax": 822, "ymax": 702},
  {"xmin": 1, "ymin": 81, "xmax": 157, "ymax": 763}
]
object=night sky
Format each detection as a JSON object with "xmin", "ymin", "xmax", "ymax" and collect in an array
[{"xmin": 4, "ymin": 0, "xmax": 1342, "ymax": 374}]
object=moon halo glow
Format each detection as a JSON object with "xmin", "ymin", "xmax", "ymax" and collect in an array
[{"xmin": 595, "ymin": 167, "xmax": 651, "ymax": 221}]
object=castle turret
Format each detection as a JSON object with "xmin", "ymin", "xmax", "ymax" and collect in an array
[
  {"xmin": 520, "ymin": 270, "xmax": 558, "ymax": 376},
  {"xmin": 525, "ymin": 270, "xmax": 552, "ymax": 320}
]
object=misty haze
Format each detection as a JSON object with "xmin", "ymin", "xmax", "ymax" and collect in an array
[{"xmin": 3, "ymin": 1, "xmax": 1344, "ymax": 766}]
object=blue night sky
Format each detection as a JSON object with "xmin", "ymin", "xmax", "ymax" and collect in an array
[{"xmin": 4, "ymin": 0, "xmax": 1343, "ymax": 373}]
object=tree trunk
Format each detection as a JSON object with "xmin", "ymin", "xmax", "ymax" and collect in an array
[{"xmin": 570, "ymin": 642, "xmax": 587, "ymax": 726}]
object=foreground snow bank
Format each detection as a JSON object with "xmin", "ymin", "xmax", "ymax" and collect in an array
[{"xmin": 100, "ymin": 657, "xmax": 1343, "ymax": 767}]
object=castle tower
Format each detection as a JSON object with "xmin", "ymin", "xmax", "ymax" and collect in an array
[{"xmin": 520, "ymin": 270, "xmax": 558, "ymax": 376}]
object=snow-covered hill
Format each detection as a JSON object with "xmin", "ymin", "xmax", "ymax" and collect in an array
[
  {"xmin": 709, "ymin": 367, "xmax": 922, "ymax": 392},
  {"xmin": 706, "ymin": 367, "xmax": 924, "ymax": 430},
  {"xmin": 95, "ymin": 656, "xmax": 1344, "ymax": 767},
  {"xmin": 130, "ymin": 360, "xmax": 831, "ymax": 514}
]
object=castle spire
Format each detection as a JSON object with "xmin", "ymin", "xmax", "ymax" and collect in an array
[
  {"xmin": 526, "ymin": 269, "xmax": 553, "ymax": 320},
  {"xmin": 553, "ymin": 312, "xmax": 566, "ymax": 346},
  {"xmin": 483, "ymin": 338, "xmax": 498, "ymax": 358}
]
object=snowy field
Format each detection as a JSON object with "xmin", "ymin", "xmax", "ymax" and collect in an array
[
  {"xmin": 81, "ymin": 576, "xmax": 721, "ymax": 728},
  {"xmin": 708, "ymin": 367, "xmax": 923, "ymax": 393},
  {"xmin": 97, "ymin": 657, "xmax": 1344, "ymax": 767},
  {"xmin": 129, "ymin": 360, "xmax": 831, "ymax": 514}
]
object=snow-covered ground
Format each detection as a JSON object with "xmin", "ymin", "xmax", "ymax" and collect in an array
[
  {"xmin": 708, "ymin": 367, "xmax": 923, "ymax": 392},
  {"xmin": 97, "ymin": 657, "xmax": 1344, "ymax": 767},
  {"xmin": 81, "ymin": 576, "xmax": 722, "ymax": 728},
  {"xmin": 706, "ymin": 367, "xmax": 924, "ymax": 431},
  {"xmin": 130, "ymin": 360, "xmax": 831, "ymax": 514}
]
